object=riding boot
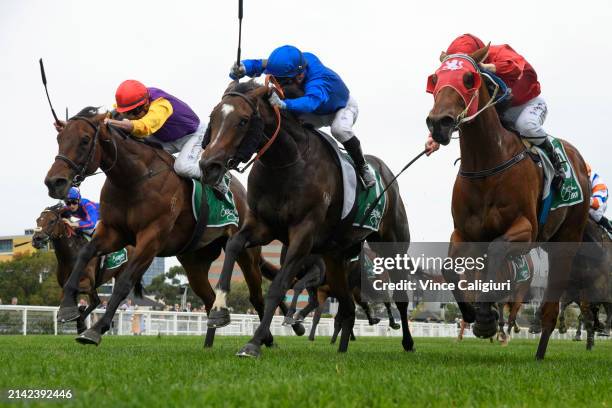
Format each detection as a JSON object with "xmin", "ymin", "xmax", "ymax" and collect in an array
[
  {"xmin": 540, "ymin": 137, "xmax": 565, "ymax": 191},
  {"xmin": 343, "ymin": 136, "xmax": 376, "ymax": 189},
  {"xmin": 597, "ymin": 217, "xmax": 612, "ymax": 234}
]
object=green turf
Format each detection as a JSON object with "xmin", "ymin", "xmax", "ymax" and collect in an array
[{"xmin": 0, "ymin": 335, "xmax": 610, "ymax": 407}]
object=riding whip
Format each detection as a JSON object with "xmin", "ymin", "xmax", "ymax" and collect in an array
[
  {"xmin": 236, "ymin": 0, "xmax": 244, "ymax": 66},
  {"xmin": 357, "ymin": 149, "xmax": 427, "ymax": 227},
  {"xmin": 39, "ymin": 58, "xmax": 61, "ymax": 126}
]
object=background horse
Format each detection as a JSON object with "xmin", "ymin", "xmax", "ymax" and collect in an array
[
  {"xmin": 31, "ymin": 203, "xmax": 130, "ymax": 333},
  {"xmin": 426, "ymin": 46, "xmax": 590, "ymax": 359},
  {"xmin": 44, "ymin": 107, "xmax": 299, "ymax": 347},
  {"xmin": 200, "ymin": 80, "xmax": 413, "ymax": 358}
]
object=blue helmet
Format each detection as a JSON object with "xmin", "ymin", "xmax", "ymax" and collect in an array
[
  {"xmin": 265, "ymin": 45, "xmax": 306, "ymax": 78},
  {"xmin": 66, "ymin": 187, "xmax": 81, "ymax": 201}
]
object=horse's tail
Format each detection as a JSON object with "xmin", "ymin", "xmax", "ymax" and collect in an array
[
  {"xmin": 259, "ymin": 257, "xmax": 280, "ymax": 281},
  {"xmin": 134, "ymin": 280, "xmax": 144, "ymax": 298}
]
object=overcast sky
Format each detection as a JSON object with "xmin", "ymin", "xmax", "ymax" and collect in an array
[{"xmin": 1, "ymin": 0, "xmax": 611, "ymax": 267}]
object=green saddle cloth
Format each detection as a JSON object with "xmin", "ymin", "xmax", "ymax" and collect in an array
[
  {"xmin": 548, "ymin": 138, "xmax": 584, "ymax": 210},
  {"xmin": 104, "ymin": 248, "xmax": 128, "ymax": 270},
  {"xmin": 191, "ymin": 175, "xmax": 239, "ymax": 227}
]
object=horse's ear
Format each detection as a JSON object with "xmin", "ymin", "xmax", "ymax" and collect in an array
[
  {"xmin": 439, "ymin": 51, "xmax": 447, "ymax": 62},
  {"xmin": 470, "ymin": 43, "xmax": 490, "ymax": 63},
  {"xmin": 224, "ymin": 80, "xmax": 238, "ymax": 94},
  {"xmin": 250, "ymin": 86, "xmax": 270, "ymax": 100}
]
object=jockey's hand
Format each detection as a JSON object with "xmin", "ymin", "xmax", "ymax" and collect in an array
[
  {"xmin": 425, "ymin": 134, "xmax": 440, "ymax": 156},
  {"xmin": 479, "ymin": 62, "xmax": 496, "ymax": 73},
  {"xmin": 268, "ymin": 92, "xmax": 287, "ymax": 110},
  {"xmin": 62, "ymin": 218, "xmax": 79, "ymax": 228},
  {"xmin": 54, "ymin": 120, "xmax": 67, "ymax": 133},
  {"xmin": 229, "ymin": 62, "xmax": 246, "ymax": 80},
  {"xmin": 104, "ymin": 118, "xmax": 134, "ymax": 133}
]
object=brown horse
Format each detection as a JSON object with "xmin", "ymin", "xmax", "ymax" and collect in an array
[
  {"xmin": 426, "ymin": 46, "xmax": 590, "ymax": 359},
  {"xmin": 199, "ymin": 80, "xmax": 413, "ymax": 358},
  {"xmin": 43, "ymin": 107, "xmax": 298, "ymax": 347},
  {"xmin": 31, "ymin": 203, "xmax": 130, "ymax": 333}
]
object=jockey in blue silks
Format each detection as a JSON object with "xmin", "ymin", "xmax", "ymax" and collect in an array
[
  {"xmin": 62, "ymin": 187, "xmax": 100, "ymax": 236},
  {"xmin": 230, "ymin": 45, "xmax": 376, "ymax": 188}
]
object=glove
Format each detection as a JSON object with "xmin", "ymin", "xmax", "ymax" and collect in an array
[
  {"xmin": 268, "ymin": 92, "xmax": 286, "ymax": 110},
  {"xmin": 229, "ymin": 62, "xmax": 246, "ymax": 80}
]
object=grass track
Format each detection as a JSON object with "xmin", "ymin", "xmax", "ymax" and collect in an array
[{"xmin": 0, "ymin": 335, "xmax": 610, "ymax": 407}]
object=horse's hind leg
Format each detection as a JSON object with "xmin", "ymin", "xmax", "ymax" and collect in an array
[
  {"xmin": 496, "ymin": 303, "xmax": 508, "ymax": 344},
  {"xmin": 385, "ymin": 302, "xmax": 400, "ymax": 330},
  {"xmin": 308, "ymin": 289, "xmax": 329, "ymax": 341},
  {"xmin": 579, "ymin": 301, "xmax": 595, "ymax": 350},
  {"xmin": 507, "ymin": 301, "xmax": 523, "ymax": 335},
  {"xmin": 558, "ymin": 300, "xmax": 571, "ymax": 334},
  {"xmin": 327, "ymin": 258, "xmax": 356, "ymax": 353},
  {"xmin": 178, "ymin": 246, "xmax": 218, "ymax": 348},
  {"xmin": 330, "ymin": 314, "xmax": 341, "ymax": 344}
]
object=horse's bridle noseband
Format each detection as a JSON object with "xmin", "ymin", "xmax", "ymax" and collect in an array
[{"xmin": 54, "ymin": 115, "xmax": 118, "ymax": 187}]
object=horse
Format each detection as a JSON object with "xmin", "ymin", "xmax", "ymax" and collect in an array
[
  {"xmin": 43, "ymin": 107, "xmax": 301, "ymax": 347},
  {"xmin": 533, "ymin": 218, "xmax": 612, "ymax": 347},
  {"xmin": 199, "ymin": 80, "xmax": 413, "ymax": 358},
  {"xmin": 31, "ymin": 203, "xmax": 130, "ymax": 333},
  {"xmin": 426, "ymin": 46, "xmax": 590, "ymax": 360}
]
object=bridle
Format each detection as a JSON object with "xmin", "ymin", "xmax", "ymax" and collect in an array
[
  {"xmin": 33, "ymin": 207, "xmax": 75, "ymax": 244},
  {"xmin": 220, "ymin": 76, "xmax": 284, "ymax": 173},
  {"xmin": 54, "ymin": 115, "xmax": 118, "ymax": 187},
  {"xmin": 439, "ymin": 54, "xmax": 506, "ymax": 132}
]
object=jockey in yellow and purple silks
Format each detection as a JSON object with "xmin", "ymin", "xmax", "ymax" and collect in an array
[
  {"xmin": 230, "ymin": 45, "xmax": 376, "ymax": 188},
  {"xmin": 62, "ymin": 187, "xmax": 100, "ymax": 236},
  {"xmin": 587, "ymin": 164, "xmax": 612, "ymax": 233}
]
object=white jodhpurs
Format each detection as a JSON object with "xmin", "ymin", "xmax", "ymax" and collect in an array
[
  {"xmin": 501, "ymin": 96, "xmax": 548, "ymax": 145},
  {"xmin": 298, "ymin": 95, "xmax": 359, "ymax": 143},
  {"xmin": 147, "ymin": 124, "xmax": 206, "ymax": 179}
]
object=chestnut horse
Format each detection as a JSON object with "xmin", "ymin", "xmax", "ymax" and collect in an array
[
  {"xmin": 31, "ymin": 203, "xmax": 130, "ymax": 333},
  {"xmin": 200, "ymin": 81, "xmax": 413, "ymax": 358},
  {"xmin": 44, "ymin": 107, "xmax": 299, "ymax": 347},
  {"xmin": 426, "ymin": 46, "xmax": 590, "ymax": 359}
]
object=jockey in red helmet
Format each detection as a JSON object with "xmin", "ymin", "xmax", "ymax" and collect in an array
[{"xmin": 425, "ymin": 34, "xmax": 565, "ymax": 189}]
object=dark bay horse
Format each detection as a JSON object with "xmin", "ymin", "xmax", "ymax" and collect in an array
[
  {"xmin": 31, "ymin": 203, "xmax": 130, "ymax": 333},
  {"xmin": 43, "ymin": 107, "xmax": 296, "ymax": 347},
  {"xmin": 200, "ymin": 80, "xmax": 413, "ymax": 358},
  {"xmin": 426, "ymin": 46, "xmax": 590, "ymax": 359}
]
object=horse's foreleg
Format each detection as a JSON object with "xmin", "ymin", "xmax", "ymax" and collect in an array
[
  {"xmin": 58, "ymin": 224, "xmax": 122, "ymax": 323},
  {"xmin": 446, "ymin": 230, "xmax": 476, "ymax": 322},
  {"xmin": 579, "ymin": 301, "xmax": 595, "ymax": 350},
  {"xmin": 209, "ymin": 220, "xmax": 271, "ymax": 328},
  {"xmin": 76, "ymin": 229, "xmax": 160, "ymax": 346},
  {"xmin": 385, "ymin": 302, "xmax": 400, "ymax": 330},
  {"xmin": 237, "ymin": 222, "xmax": 315, "ymax": 358}
]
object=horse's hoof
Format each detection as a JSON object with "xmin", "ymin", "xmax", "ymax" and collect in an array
[
  {"xmin": 236, "ymin": 343, "xmax": 260, "ymax": 358},
  {"xmin": 402, "ymin": 340, "xmax": 415, "ymax": 352},
  {"xmin": 529, "ymin": 327, "xmax": 542, "ymax": 334},
  {"xmin": 292, "ymin": 322, "xmax": 305, "ymax": 336},
  {"xmin": 308, "ymin": 335, "xmax": 315, "ymax": 342},
  {"xmin": 473, "ymin": 322, "xmax": 497, "ymax": 339},
  {"xmin": 558, "ymin": 326, "xmax": 567, "ymax": 334},
  {"xmin": 573, "ymin": 336, "xmax": 582, "ymax": 341},
  {"xmin": 282, "ymin": 316, "xmax": 295, "ymax": 326},
  {"xmin": 207, "ymin": 308, "xmax": 230, "ymax": 328},
  {"xmin": 390, "ymin": 322, "xmax": 401, "ymax": 330},
  {"xmin": 368, "ymin": 317, "xmax": 381, "ymax": 325},
  {"xmin": 294, "ymin": 315, "xmax": 305, "ymax": 324},
  {"xmin": 57, "ymin": 306, "xmax": 81, "ymax": 323},
  {"xmin": 75, "ymin": 329, "xmax": 101, "ymax": 346}
]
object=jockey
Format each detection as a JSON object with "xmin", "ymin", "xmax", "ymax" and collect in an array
[
  {"xmin": 230, "ymin": 45, "xmax": 376, "ymax": 188},
  {"xmin": 425, "ymin": 34, "xmax": 565, "ymax": 190},
  {"xmin": 54, "ymin": 81, "xmax": 227, "ymax": 194},
  {"xmin": 62, "ymin": 187, "xmax": 99, "ymax": 236},
  {"xmin": 587, "ymin": 164, "xmax": 612, "ymax": 233}
]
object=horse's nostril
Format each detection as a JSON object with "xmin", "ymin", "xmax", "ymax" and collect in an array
[{"xmin": 439, "ymin": 116, "xmax": 456, "ymax": 128}]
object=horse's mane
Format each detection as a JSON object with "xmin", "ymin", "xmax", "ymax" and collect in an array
[
  {"xmin": 233, "ymin": 80, "xmax": 261, "ymax": 94},
  {"xmin": 45, "ymin": 202, "xmax": 66, "ymax": 212},
  {"xmin": 71, "ymin": 106, "xmax": 102, "ymax": 120}
]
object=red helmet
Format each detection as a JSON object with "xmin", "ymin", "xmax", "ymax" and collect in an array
[
  {"xmin": 115, "ymin": 80, "xmax": 149, "ymax": 113},
  {"xmin": 446, "ymin": 34, "xmax": 485, "ymax": 55}
]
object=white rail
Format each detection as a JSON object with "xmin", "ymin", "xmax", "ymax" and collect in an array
[{"xmin": 0, "ymin": 305, "xmax": 608, "ymax": 341}]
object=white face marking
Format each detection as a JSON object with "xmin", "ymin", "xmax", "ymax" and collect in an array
[{"xmin": 209, "ymin": 104, "xmax": 236, "ymax": 149}]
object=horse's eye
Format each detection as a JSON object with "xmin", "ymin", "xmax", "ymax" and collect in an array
[
  {"xmin": 238, "ymin": 118, "xmax": 249, "ymax": 128},
  {"xmin": 50, "ymin": 219, "xmax": 56, "ymax": 224},
  {"xmin": 81, "ymin": 136, "xmax": 90, "ymax": 145}
]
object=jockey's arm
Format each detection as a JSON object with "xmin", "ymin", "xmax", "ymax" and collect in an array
[
  {"xmin": 490, "ymin": 58, "xmax": 522, "ymax": 83},
  {"xmin": 283, "ymin": 86, "xmax": 326, "ymax": 113},
  {"xmin": 104, "ymin": 98, "xmax": 173, "ymax": 138},
  {"xmin": 242, "ymin": 59, "xmax": 268, "ymax": 77},
  {"xmin": 77, "ymin": 201, "xmax": 99, "ymax": 230}
]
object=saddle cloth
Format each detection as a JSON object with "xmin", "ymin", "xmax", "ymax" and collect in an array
[{"xmin": 191, "ymin": 176, "xmax": 239, "ymax": 228}]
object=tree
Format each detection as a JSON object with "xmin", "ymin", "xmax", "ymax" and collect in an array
[
  {"xmin": 0, "ymin": 251, "xmax": 60, "ymax": 305},
  {"xmin": 227, "ymin": 281, "xmax": 251, "ymax": 313}
]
